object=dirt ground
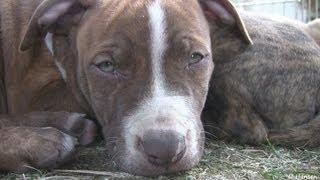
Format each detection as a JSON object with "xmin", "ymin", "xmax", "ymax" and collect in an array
[{"xmin": 0, "ymin": 140, "xmax": 319, "ymax": 180}]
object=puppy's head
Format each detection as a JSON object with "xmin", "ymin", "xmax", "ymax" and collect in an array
[{"xmin": 21, "ymin": 0, "xmax": 251, "ymax": 176}]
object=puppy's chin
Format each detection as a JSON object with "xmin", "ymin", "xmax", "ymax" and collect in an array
[
  {"xmin": 104, "ymin": 132, "xmax": 204, "ymax": 176},
  {"xmin": 115, "ymin": 148, "xmax": 203, "ymax": 176}
]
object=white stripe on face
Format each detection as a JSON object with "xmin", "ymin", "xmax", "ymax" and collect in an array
[
  {"xmin": 123, "ymin": 0, "xmax": 200, "ymax": 163},
  {"xmin": 148, "ymin": 0, "xmax": 167, "ymax": 96}
]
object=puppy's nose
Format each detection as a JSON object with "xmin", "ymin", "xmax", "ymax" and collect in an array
[{"xmin": 140, "ymin": 130, "xmax": 186, "ymax": 167}]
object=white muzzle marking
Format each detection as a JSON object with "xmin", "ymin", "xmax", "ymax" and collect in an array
[{"xmin": 123, "ymin": 0, "xmax": 199, "ymax": 164}]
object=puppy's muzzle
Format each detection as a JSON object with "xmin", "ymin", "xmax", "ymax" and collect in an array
[{"xmin": 138, "ymin": 130, "xmax": 187, "ymax": 167}]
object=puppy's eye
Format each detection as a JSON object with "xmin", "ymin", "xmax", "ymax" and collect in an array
[
  {"xmin": 190, "ymin": 52, "xmax": 204, "ymax": 64},
  {"xmin": 96, "ymin": 61, "xmax": 115, "ymax": 73}
]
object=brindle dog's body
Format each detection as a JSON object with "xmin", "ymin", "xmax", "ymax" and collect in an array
[{"xmin": 204, "ymin": 12, "xmax": 320, "ymax": 147}]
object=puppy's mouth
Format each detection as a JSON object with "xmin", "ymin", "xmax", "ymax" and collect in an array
[
  {"xmin": 104, "ymin": 125, "xmax": 204, "ymax": 176},
  {"xmin": 115, "ymin": 139, "xmax": 204, "ymax": 176},
  {"xmin": 103, "ymin": 123, "xmax": 204, "ymax": 176}
]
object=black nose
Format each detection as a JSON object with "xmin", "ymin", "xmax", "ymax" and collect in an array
[{"xmin": 140, "ymin": 130, "xmax": 186, "ymax": 167}]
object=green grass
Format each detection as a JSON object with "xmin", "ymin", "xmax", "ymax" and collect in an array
[{"xmin": 1, "ymin": 141, "xmax": 319, "ymax": 180}]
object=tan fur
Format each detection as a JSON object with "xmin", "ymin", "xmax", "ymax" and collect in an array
[
  {"xmin": 0, "ymin": 0, "xmax": 97, "ymax": 172},
  {"xmin": 305, "ymin": 19, "xmax": 320, "ymax": 46}
]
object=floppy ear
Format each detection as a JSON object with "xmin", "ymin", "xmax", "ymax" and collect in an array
[
  {"xmin": 20, "ymin": 0, "xmax": 94, "ymax": 51},
  {"xmin": 199, "ymin": 0, "xmax": 253, "ymax": 45}
]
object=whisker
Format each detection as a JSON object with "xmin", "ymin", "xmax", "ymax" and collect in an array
[
  {"xmin": 110, "ymin": 150, "xmax": 122, "ymax": 162},
  {"xmin": 203, "ymin": 124, "xmax": 218, "ymax": 128},
  {"xmin": 105, "ymin": 140, "xmax": 124, "ymax": 145},
  {"xmin": 200, "ymin": 130, "xmax": 217, "ymax": 138},
  {"xmin": 104, "ymin": 137, "xmax": 120, "ymax": 141}
]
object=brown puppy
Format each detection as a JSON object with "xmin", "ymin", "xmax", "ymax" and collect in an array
[
  {"xmin": 0, "ymin": 0, "xmax": 250, "ymax": 176},
  {"xmin": 203, "ymin": 12, "xmax": 320, "ymax": 147}
]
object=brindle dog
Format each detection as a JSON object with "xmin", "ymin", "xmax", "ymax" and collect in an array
[{"xmin": 203, "ymin": 12, "xmax": 320, "ymax": 147}]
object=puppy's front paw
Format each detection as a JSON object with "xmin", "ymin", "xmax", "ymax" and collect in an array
[
  {"xmin": 23, "ymin": 111, "xmax": 98, "ymax": 146},
  {"xmin": 0, "ymin": 127, "xmax": 77, "ymax": 172},
  {"xmin": 56, "ymin": 112, "xmax": 98, "ymax": 146}
]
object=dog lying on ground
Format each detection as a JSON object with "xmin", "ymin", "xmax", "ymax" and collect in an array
[
  {"xmin": 203, "ymin": 12, "xmax": 320, "ymax": 148},
  {"xmin": 0, "ymin": 0, "xmax": 319, "ymax": 176}
]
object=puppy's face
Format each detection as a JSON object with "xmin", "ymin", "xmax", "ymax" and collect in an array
[
  {"xmin": 76, "ymin": 0, "xmax": 213, "ymax": 175},
  {"xmin": 22, "ymin": 0, "xmax": 251, "ymax": 176}
]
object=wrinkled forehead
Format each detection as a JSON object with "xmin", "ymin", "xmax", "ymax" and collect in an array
[{"xmin": 79, "ymin": 0, "xmax": 210, "ymax": 51}]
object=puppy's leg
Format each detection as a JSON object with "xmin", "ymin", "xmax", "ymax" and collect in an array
[
  {"xmin": 221, "ymin": 98, "xmax": 268, "ymax": 144},
  {"xmin": 0, "ymin": 127, "xmax": 77, "ymax": 172},
  {"xmin": 268, "ymin": 116, "xmax": 320, "ymax": 147},
  {"xmin": 269, "ymin": 90, "xmax": 320, "ymax": 147},
  {"xmin": 0, "ymin": 111, "xmax": 97, "ymax": 146},
  {"xmin": 205, "ymin": 93, "xmax": 268, "ymax": 144}
]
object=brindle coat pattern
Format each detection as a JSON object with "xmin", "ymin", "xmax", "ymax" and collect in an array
[{"xmin": 203, "ymin": 12, "xmax": 320, "ymax": 147}]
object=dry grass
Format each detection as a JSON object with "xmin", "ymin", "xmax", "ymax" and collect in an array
[{"xmin": 1, "ymin": 140, "xmax": 319, "ymax": 180}]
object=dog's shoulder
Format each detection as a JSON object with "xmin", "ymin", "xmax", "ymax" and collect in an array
[
  {"xmin": 239, "ymin": 12, "xmax": 320, "ymax": 64},
  {"xmin": 213, "ymin": 11, "xmax": 320, "ymax": 96},
  {"xmin": 241, "ymin": 12, "xmax": 314, "ymax": 45}
]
